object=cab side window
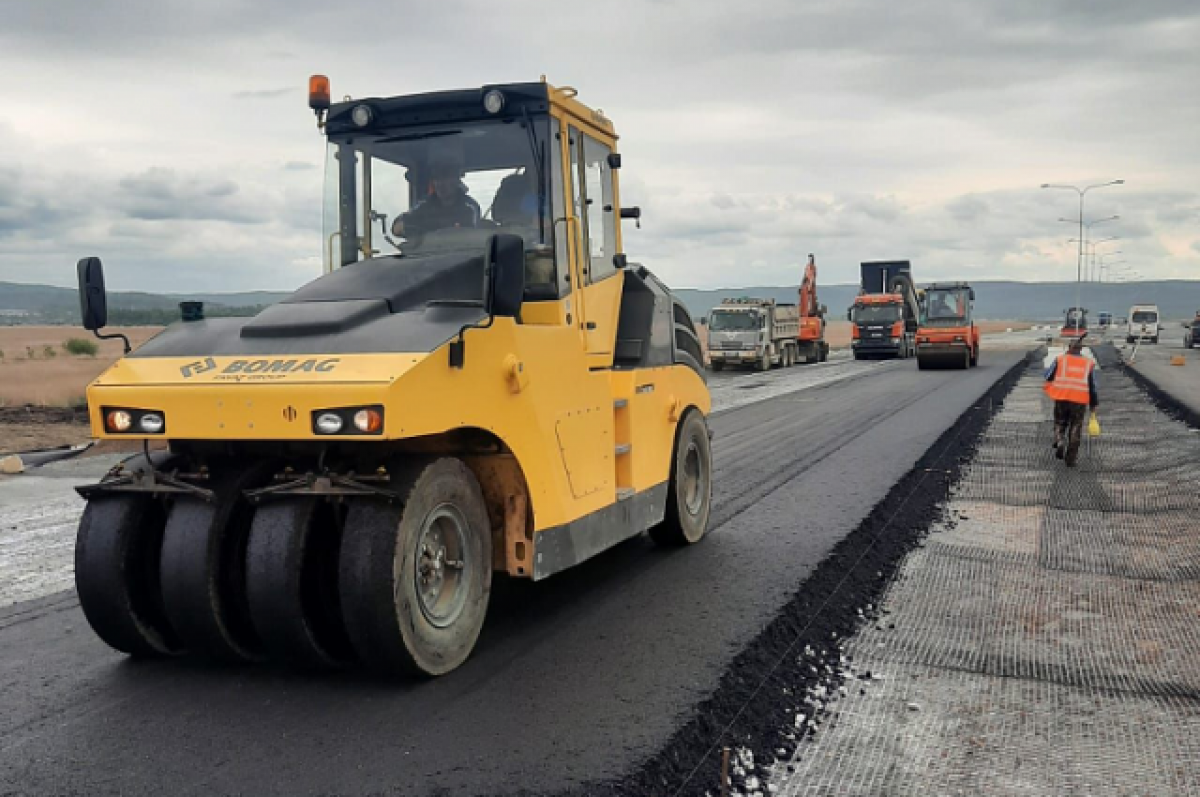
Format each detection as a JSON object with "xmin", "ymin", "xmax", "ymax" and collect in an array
[{"xmin": 580, "ymin": 135, "xmax": 617, "ymax": 283}]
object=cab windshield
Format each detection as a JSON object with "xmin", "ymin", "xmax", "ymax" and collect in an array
[
  {"xmin": 709, "ymin": 311, "xmax": 760, "ymax": 331},
  {"xmin": 323, "ymin": 116, "xmax": 562, "ymax": 296},
  {"xmin": 1132, "ymin": 310, "xmax": 1158, "ymax": 323},
  {"xmin": 923, "ymin": 289, "xmax": 969, "ymax": 325},
  {"xmin": 852, "ymin": 304, "xmax": 901, "ymax": 324}
]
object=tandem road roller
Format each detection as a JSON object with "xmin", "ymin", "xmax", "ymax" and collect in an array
[{"xmin": 73, "ymin": 77, "xmax": 712, "ymax": 676}]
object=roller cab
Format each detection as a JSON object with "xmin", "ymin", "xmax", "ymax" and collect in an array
[{"xmin": 73, "ymin": 80, "xmax": 711, "ymax": 676}]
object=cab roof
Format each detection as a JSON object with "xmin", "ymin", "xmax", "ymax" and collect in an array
[
  {"xmin": 854, "ymin": 294, "xmax": 903, "ymax": 305},
  {"xmin": 324, "ymin": 81, "xmax": 616, "ymax": 139}
]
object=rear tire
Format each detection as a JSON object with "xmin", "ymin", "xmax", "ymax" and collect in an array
[
  {"xmin": 159, "ymin": 462, "xmax": 269, "ymax": 662},
  {"xmin": 650, "ymin": 410, "xmax": 713, "ymax": 547},
  {"xmin": 246, "ymin": 499, "xmax": 357, "ymax": 668},
  {"xmin": 76, "ymin": 492, "xmax": 182, "ymax": 658},
  {"xmin": 338, "ymin": 458, "xmax": 492, "ymax": 677}
]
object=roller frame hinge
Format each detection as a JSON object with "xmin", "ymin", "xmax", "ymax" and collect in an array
[
  {"xmin": 243, "ymin": 470, "xmax": 405, "ymax": 505},
  {"xmin": 75, "ymin": 466, "xmax": 216, "ymax": 502}
]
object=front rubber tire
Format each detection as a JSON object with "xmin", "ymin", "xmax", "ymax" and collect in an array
[
  {"xmin": 338, "ymin": 458, "xmax": 492, "ymax": 677},
  {"xmin": 246, "ymin": 498, "xmax": 356, "ymax": 668},
  {"xmin": 650, "ymin": 410, "xmax": 713, "ymax": 547},
  {"xmin": 159, "ymin": 462, "xmax": 269, "ymax": 662},
  {"xmin": 76, "ymin": 493, "xmax": 182, "ymax": 657}
]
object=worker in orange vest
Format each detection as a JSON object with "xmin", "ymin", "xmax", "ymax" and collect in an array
[{"xmin": 1044, "ymin": 337, "xmax": 1099, "ymax": 467}]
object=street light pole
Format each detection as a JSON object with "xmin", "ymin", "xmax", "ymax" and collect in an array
[
  {"xmin": 1067, "ymin": 236, "xmax": 1119, "ymax": 282},
  {"xmin": 1042, "ymin": 180, "xmax": 1125, "ymax": 333},
  {"xmin": 1059, "ymin": 214, "xmax": 1118, "ymax": 281}
]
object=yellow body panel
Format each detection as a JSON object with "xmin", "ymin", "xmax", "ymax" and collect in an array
[{"xmin": 87, "ymin": 319, "xmax": 709, "ymax": 535}]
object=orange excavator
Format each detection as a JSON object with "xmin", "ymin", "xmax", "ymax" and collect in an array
[{"xmin": 797, "ymin": 253, "xmax": 829, "ymax": 363}]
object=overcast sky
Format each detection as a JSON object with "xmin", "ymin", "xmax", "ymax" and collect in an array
[{"xmin": 1, "ymin": 0, "xmax": 1197, "ymax": 293}]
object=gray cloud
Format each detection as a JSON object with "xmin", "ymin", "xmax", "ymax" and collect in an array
[{"xmin": 0, "ymin": 0, "xmax": 1197, "ymax": 291}]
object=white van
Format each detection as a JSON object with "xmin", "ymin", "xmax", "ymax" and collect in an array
[{"xmin": 1126, "ymin": 304, "xmax": 1160, "ymax": 344}]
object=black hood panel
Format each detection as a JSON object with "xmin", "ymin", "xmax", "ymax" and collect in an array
[{"xmin": 130, "ymin": 253, "xmax": 488, "ymax": 358}]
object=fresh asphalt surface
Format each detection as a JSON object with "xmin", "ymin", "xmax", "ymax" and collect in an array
[{"xmin": 0, "ymin": 348, "xmax": 1027, "ymax": 796}]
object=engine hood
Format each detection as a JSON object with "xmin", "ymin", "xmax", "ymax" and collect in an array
[{"xmin": 128, "ymin": 251, "xmax": 488, "ymax": 360}]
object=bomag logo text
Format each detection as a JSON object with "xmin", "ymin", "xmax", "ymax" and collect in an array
[
  {"xmin": 222, "ymin": 358, "xmax": 340, "ymax": 374},
  {"xmin": 192, "ymin": 358, "xmax": 343, "ymax": 381}
]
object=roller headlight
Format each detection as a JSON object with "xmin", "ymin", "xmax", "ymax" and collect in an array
[
  {"xmin": 314, "ymin": 412, "xmax": 344, "ymax": 435},
  {"xmin": 103, "ymin": 407, "xmax": 166, "ymax": 434},
  {"xmin": 353, "ymin": 408, "xmax": 383, "ymax": 433},
  {"xmin": 483, "ymin": 90, "xmax": 505, "ymax": 114},
  {"xmin": 351, "ymin": 104, "xmax": 374, "ymax": 127},
  {"xmin": 312, "ymin": 406, "xmax": 384, "ymax": 436},
  {"xmin": 106, "ymin": 410, "xmax": 132, "ymax": 433},
  {"xmin": 139, "ymin": 413, "xmax": 165, "ymax": 434}
]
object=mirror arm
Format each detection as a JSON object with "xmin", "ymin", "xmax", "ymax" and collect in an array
[
  {"xmin": 93, "ymin": 328, "xmax": 131, "ymax": 355},
  {"xmin": 449, "ymin": 315, "xmax": 495, "ymax": 369}
]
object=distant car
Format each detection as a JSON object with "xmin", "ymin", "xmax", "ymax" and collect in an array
[{"xmin": 1185, "ymin": 316, "xmax": 1200, "ymax": 348}]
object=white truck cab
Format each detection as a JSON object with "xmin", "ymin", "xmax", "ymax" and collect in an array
[{"xmin": 1126, "ymin": 304, "xmax": 1160, "ymax": 344}]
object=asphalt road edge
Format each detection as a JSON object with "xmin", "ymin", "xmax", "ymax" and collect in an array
[
  {"xmin": 545, "ymin": 348, "xmax": 1037, "ymax": 797},
  {"xmin": 1114, "ymin": 350, "xmax": 1200, "ymax": 431}
]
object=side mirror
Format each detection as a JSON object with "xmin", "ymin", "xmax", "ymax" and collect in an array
[
  {"xmin": 620, "ymin": 206, "xmax": 642, "ymax": 229},
  {"xmin": 846, "ymin": 308, "xmax": 852, "ymax": 321},
  {"xmin": 819, "ymin": 304, "xmax": 827, "ymax": 316},
  {"xmin": 485, "ymin": 233, "xmax": 525, "ymax": 319},
  {"xmin": 606, "ymin": 153, "xmax": 622, "ymax": 169},
  {"xmin": 77, "ymin": 257, "xmax": 109, "ymax": 331},
  {"xmin": 969, "ymin": 288, "xmax": 976, "ymax": 301}
]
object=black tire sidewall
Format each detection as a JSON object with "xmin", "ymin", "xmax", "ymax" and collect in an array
[
  {"xmin": 668, "ymin": 411, "xmax": 713, "ymax": 544},
  {"xmin": 341, "ymin": 458, "xmax": 492, "ymax": 676}
]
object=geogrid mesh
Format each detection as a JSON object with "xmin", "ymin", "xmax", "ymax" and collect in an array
[{"xmin": 776, "ymin": 363, "xmax": 1200, "ymax": 796}]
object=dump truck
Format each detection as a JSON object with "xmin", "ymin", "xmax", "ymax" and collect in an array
[
  {"xmin": 707, "ymin": 298, "xmax": 801, "ymax": 371},
  {"xmin": 916, "ymin": 282, "xmax": 979, "ymax": 369},
  {"xmin": 848, "ymin": 260, "xmax": 921, "ymax": 360},
  {"xmin": 797, "ymin": 253, "xmax": 829, "ymax": 364},
  {"xmin": 71, "ymin": 77, "xmax": 712, "ymax": 677}
]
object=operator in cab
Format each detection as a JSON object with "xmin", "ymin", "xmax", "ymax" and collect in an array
[
  {"xmin": 1044, "ymin": 337, "xmax": 1099, "ymax": 468},
  {"xmin": 391, "ymin": 157, "xmax": 481, "ymax": 240}
]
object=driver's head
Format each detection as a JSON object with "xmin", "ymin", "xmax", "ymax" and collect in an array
[{"xmin": 429, "ymin": 158, "xmax": 465, "ymax": 202}]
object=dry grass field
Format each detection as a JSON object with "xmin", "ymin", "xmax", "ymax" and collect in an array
[{"xmin": 0, "ymin": 326, "xmax": 162, "ymax": 407}]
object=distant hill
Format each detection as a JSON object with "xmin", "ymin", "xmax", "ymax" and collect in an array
[
  {"xmin": 0, "ymin": 281, "xmax": 290, "ymax": 325},
  {"xmin": 3, "ymin": 278, "xmax": 1198, "ymax": 326},
  {"xmin": 678, "ymin": 280, "xmax": 1200, "ymax": 323}
]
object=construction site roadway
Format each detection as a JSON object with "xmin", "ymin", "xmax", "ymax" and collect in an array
[{"xmin": 0, "ymin": 349, "xmax": 1027, "ymax": 796}]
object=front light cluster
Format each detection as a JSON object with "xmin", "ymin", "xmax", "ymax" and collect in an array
[
  {"xmin": 103, "ymin": 407, "xmax": 166, "ymax": 434},
  {"xmin": 312, "ymin": 405, "xmax": 384, "ymax": 436}
]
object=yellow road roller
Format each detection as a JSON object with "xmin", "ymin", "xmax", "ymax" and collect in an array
[{"xmin": 72, "ymin": 78, "xmax": 712, "ymax": 676}]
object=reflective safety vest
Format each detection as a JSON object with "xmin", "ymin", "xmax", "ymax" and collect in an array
[{"xmin": 1044, "ymin": 353, "xmax": 1093, "ymax": 405}]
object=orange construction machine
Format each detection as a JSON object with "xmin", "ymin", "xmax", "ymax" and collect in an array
[
  {"xmin": 797, "ymin": 253, "xmax": 829, "ymax": 363},
  {"xmin": 916, "ymin": 282, "xmax": 979, "ymax": 369}
]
